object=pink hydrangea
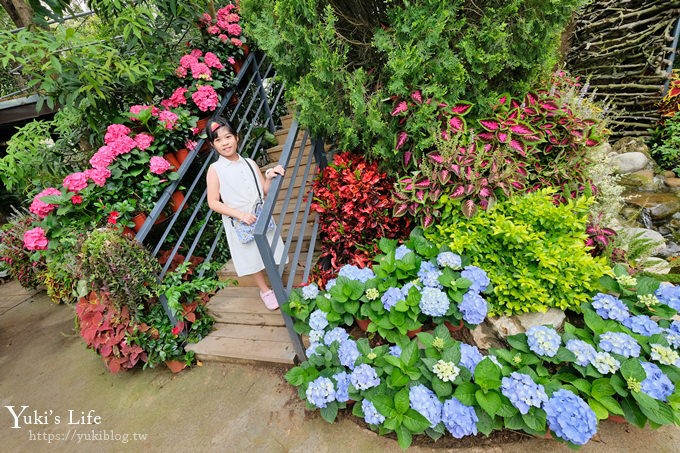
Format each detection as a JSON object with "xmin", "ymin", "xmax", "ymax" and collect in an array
[
  {"xmin": 190, "ymin": 62, "xmax": 212, "ymax": 80},
  {"xmin": 62, "ymin": 172, "xmax": 89, "ymax": 193},
  {"xmin": 23, "ymin": 227, "xmax": 48, "ymax": 251},
  {"xmin": 207, "ymin": 25, "xmax": 220, "ymax": 35},
  {"xmin": 184, "ymin": 139, "xmax": 197, "ymax": 150},
  {"xmin": 200, "ymin": 13, "xmax": 212, "ymax": 26},
  {"xmin": 150, "ymin": 156, "xmax": 172, "ymax": 174},
  {"xmin": 225, "ymin": 13, "xmax": 240, "ymax": 23},
  {"xmin": 84, "ymin": 167, "xmax": 111, "ymax": 187},
  {"xmin": 104, "ymin": 124, "xmax": 131, "ymax": 144},
  {"xmin": 230, "ymin": 38, "xmax": 243, "ymax": 47},
  {"xmin": 29, "ymin": 187, "xmax": 61, "ymax": 218},
  {"xmin": 203, "ymin": 52, "xmax": 224, "ymax": 70},
  {"xmin": 89, "ymin": 146, "xmax": 116, "ymax": 168},
  {"xmin": 190, "ymin": 49, "xmax": 203, "ymax": 58},
  {"xmin": 162, "ymin": 87, "xmax": 188, "ymax": 109},
  {"xmin": 218, "ymin": 34, "xmax": 229, "ymax": 43},
  {"xmin": 192, "ymin": 85, "xmax": 219, "ymax": 112},
  {"xmin": 158, "ymin": 110, "xmax": 179, "ymax": 130},
  {"xmin": 227, "ymin": 56, "xmax": 235, "ymax": 65},
  {"xmin": 109, "ymin": 135, "xmax": 137, "ymax": 156},
  {"xmin": 226, "ymin": 23, "xmax": 242, "ymax": 36},
  {"xmin": 175, "ymin": 66, "xmax": 188, "ymax": 78},
  {"xmin": 134, "ymin": 133, "xmax": 154, "ymax": 151},
  {"xmin": 179, "ymin": 54, "xmax": 199, "ymax": 69},
  {"xmin": 71, "ymin": 195, "xmax": 83, "ymax": 205}
]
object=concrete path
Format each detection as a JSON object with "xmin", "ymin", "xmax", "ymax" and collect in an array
[{"xmin": 1, "ymin": 279, "xmax": 679, "ymax": 452}]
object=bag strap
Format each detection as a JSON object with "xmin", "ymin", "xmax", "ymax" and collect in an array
[{"xmin": 244, "ymin": 158, "xmax": 263, "ymax": 202}]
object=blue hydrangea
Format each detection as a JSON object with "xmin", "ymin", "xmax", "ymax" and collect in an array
[
  {"xmin": 592, "ymin": 351, "xmax": 620, "ymax": 374},
  {"xmin": 409, "ymin": 384, "xmax": 442, "ymax": 427},
  {"xmin": 598, "ymin": 331, "xmax": 641, "ymax": 357},
  {"xmin": 381, "ymin": 287, "xmax": 405, "ymax": 311},
  {"xmin": 325, "ymin": 278, "xmax": 337, "ymax": 290},
  {"xmin": 655, "ymin": 283, "xmax": 680, "ymax": 311},
  {"xmin": 389, "ymin": 345, "xmax": 402, "ymax": 357},
  {"xmin": 640, "ymin": 361, "xmax": 674, "ymax": 402},
  {"xmin": 338, "ymin": 264, "xmax": 375, "ymax": 283},
  {"xmin": 350, "ymin": 364, "xmax": 380, "ymax": 390},
  {"xmin": 309, "ymin": 309, "xmax": 329, "ymax": 331},
  {"xmin": 306, "ymin": 342, "xmax": 321, "ymax": 357},
  {"xmin": 459, "ymin": 343, "xmax": 484, "ymax": 373},
  {"xmin": 442, "ymin": 397, "xmax": 478, "ymax": 438},
  {"xmin": 458, "ymin": 291, "xmax": 488, "ymax": 325},
  {"xmin": 622, "ymin": 315, "xmax": 662, "ymax": 337},
  {"xmin": 302, "ymin": 283, "xmax": 319, "ymax": 300},
  {"xmin": 334, "ymin": 371, "xmax": 350, "ymax": 403},
  {"xmin": 461, "ymin": 265, "xmax": 489, "ymax": 293},
  {"xmin": 566, "ymin": 339, "xmax": 597, "ymax": 366},
  {"xmin": 401, "ymin": 281, "xmax": 419, "ymax": 298},
  {"xmin": 418, "ymin": 261, "xmax": 443, "ymax": 288},
  {"xmin": 664, "ymin": 327, "xmax": 680, "ymax": 349},
  {"xmin": 362, "ymin": 399, "xmax": 386, "ymax": 425},
  {"xmin": 526, "ymin": 325, "xmax": 561, "ymax": 357},
  {"xmin": 395, "ymin": 245, "xmax": 413, "ymax": 260},
  {"xmin": 419, "ymin": 287, "xmax": 450, "ymax": 317},
  {"xmin": 544, "ymin": 389, "xmax": 597, "ymax": 445},
  {"xmin": 324, "ymin": 327, "xmax": 349, "ymax": 346},
  {"xmin": 670, "ymin": 320, "xmax": 680, "ymax": 335},
  {"xmin": 437, "ymin": 252, "xmax": 462, "ymax": 270},
  {"xmin": 305, "ymin": 376, "xmax": 336, "ymax": 408},
  {"xmin": 338, "ymin": 339, "xmax": 360, "ymax": 369},
  {"xmin": 591, "ymin": 293, "xmax": 630, "ymax": 321},
  {"xmin": 309, "ymin": 329, "xmax": 324, "ymax": 345},
  {"xmin": 500, "ymin": 372, "xmax": 548, "ymax": 414}
]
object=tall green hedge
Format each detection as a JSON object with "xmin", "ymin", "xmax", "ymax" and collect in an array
[{"xmin": 241, "ymin": 0, "xmax": 586, "ymax": 167}]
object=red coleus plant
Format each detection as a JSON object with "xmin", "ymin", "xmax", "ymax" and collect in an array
[
  {"xmin": 76, "ymin": 291, "xmax": 147, "ymax": 373},
  {"xmin": 310, "ymin": 151, "xmax": 411, "ymax": 286},
  {"xmin": 585, "ymin": 213, "xmax": 617, "ymax": 257}
]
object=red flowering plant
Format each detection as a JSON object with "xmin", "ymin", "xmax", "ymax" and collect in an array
[
  {"xmin": 0, "ymin": 212, "xmax": 46, "ymax": 288},
  {"xmin": 309, "ymin": 151, "xmax": 411, "ymax": 286},
  {"xmin": 195, "ymin": 3, "xmax": 248, "ymax": 66}
]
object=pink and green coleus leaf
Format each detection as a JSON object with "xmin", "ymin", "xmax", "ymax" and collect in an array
[
  {"xmin": 450, "ymin": 103, "xmax": 473, "ymax": 116},
  {"xmin": 462, "ymin": 199, "xmax": 477, "ymax": 218},
  {"xmin": 449, "ymin": 116, "xmax": 465, "ymax": 132},
  {"xmin": 479, "ymin": 119, "xmax": 502, "ymax": 131}
]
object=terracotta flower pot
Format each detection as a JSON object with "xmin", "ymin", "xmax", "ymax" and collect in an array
[
  {"xmin": 165, "ymin": 359, "xmax": 187, "ymax": 373},
  {"xmin": 444, "ymin": 319, "xmax": 464, "ymax": 332},
  {"xmin": 196, "ymin": 117, "xmax": 210, "ymax": 132},
  {"xmin": 407, "ymin": 327, "xmax": 422, "ymax": 338},
  {"xmin": 355, "ymin": 317, "xmax": 370, "ymax": 331},
  {"xmin": 170, "ymin": 191, "xmax": 186, "ymax": 212},
  {"xmin": 153, "ymin": 211, "xmax": 169, "ymax": 225},
  {"xmin": 132, "ymin": 212, "xmax": 148, "ymax": 232},
  {"xmin": 164, "ymin": 152, "xmax": 181, "ymax": 171},
  {"xmin": 175, "ymin": 148, "xmax": 189, "ymax": 164},
  {"xmin": 122, "ymin": 226, "xmax": 136, "ymax": 238}
]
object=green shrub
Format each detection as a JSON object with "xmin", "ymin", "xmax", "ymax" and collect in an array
[
  {"xmin": 427, "ymin": 189, "xmax": 611, "ymax": 315},
  {"xmin": 651, "ymin": 113, "xmax": 680, "ymax": 175}
]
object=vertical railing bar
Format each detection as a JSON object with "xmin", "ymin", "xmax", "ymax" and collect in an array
[
  {"xmin": 285, "ymin": 186, "xmax": 315, "ymax": 292},
  {"xmin": 253, "ymin": 59, "xmax": 276, "ymax": 133},
  {"xmin": 270, "ymin": 127, "xmax": 304, "ymax": 241},
  {"xmin": 301, "ymin": 215, "xmax": 320, "ymax": 284},
  {"xmin": 663, "ymin": 17, "xmax": 680, "ymax": 95},
  {"xmin": 198, "ymin": 218, "xmax": 224, "ymax": 279}
]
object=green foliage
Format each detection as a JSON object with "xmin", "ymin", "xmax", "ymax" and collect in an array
[
  {"xmin": 241, "ymin": 0, "xmax": 586, "ymax": 166},
  {"xmin": 652, "ymin": 113, "xmax": 680, "ymax": 175},
  {"xmin": 428, "ymin": 189, "xmax": 611, "ymax": 315}
]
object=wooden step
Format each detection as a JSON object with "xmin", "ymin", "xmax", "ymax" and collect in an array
[{"xmin": 208, "ymin": 287, "xmax": 284, "ymax": 325}]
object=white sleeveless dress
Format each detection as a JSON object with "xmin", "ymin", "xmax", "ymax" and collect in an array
[{"xmin": 210, "ymin": 155, "xmax": 286, "ymax": 276}]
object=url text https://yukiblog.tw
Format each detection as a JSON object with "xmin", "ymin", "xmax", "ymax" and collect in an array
[{"xmin": 28, "ymin": 429, "xmax": 148, "ymax": 444}]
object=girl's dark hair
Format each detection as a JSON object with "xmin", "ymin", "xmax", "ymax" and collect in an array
[{"xmin": 205, "ymin": 117, "xmax": 238, "ymax": 142}]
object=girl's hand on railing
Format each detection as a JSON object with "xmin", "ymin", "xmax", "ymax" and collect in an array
[{"xmin": 265, "ymin": 165, "xmax": 285, "ymax": 180}]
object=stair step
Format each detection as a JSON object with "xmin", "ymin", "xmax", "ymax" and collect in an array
[
  {"xmin": 208, "ymin": 288, "xmax": 284, "ymax": 326},
  {"xmin": 185, "ymin": 324, "xmax": 295, "ymax": 365}
]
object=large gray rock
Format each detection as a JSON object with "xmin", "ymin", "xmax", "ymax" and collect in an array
[
  {"xmin": 611, "ymin": 152, "xmax": 650, "ymax": 174},
  {"xmin": 471, "ymin": 309, "xmax": 566, "ymax": 351},
  {"xmin": 611, "ymin": 137, "xmax": 651, "ymax": 157},
  {"xmin": 617, "ymin": 227, "xmax": 666, "ymax": 255}
]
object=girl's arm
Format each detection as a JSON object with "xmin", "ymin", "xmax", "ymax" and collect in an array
[{"xmin": 206, "ymin": 166, "xmax": 257, "ymax": 225}]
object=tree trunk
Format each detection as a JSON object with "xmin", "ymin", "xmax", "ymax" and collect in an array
[{"xmin": 0, "ymin": 0, "xmax": 34, "ymax": 29}]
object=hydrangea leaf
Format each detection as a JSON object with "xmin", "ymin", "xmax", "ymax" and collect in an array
[
  {"xmin": 454, "ymin": 382, "xmax": 478, "ymax": 406},
  {"xmin": 402, "ymin": 341, "xmax": 419, "ymax": 368},
  {"xmin": 621, "ymin": 358, "xmax": 646, "ymax": 382},
  {"xmin": 621, "ymin": 395, "xmax": 647, "ymax": 428},
  {"xmin": 388, "ymin": 368, "xmax": 410, "ymax": 388},
  {"xmin": 395, "ymin": 424, "xmax": 413, "ymax": 450},
  {"xmin": 506, "ymin": 334, "xmax": 530, "ymax": 353},
  {"xmin": 475, "ymin": 389, "xmax": 502, "ymax": 417},
  {"xmin": 432, "ymin": 377, "xmax": 453, "ymax": 398},
  {"xmin": 403, "ymin": 409, "xmax": 431, "ymax": 434},
  {"xmin": 474, "ymin": 404, "xmax": 496, "ymax": 435},
  {"xmin": 320, "ymin": 402, "xmax": 339, "ymax": 423},
  {"xmin": 521, "ymin": 410, "xmax": 546, "ymax": 433},
  {"xmin": 595, "ymin": 395, "xmax": 624, "ymax": 416},
  {"xmin": 632, "ymin": 391, "xmax": 675, "ymax": 425},
  {"xmin": 587, "ymin": 397, "xmax": 609, "ymax": 420},
  {"xmin": 394, "ymin": 387, "xmax": 410, "ymax": 415}
]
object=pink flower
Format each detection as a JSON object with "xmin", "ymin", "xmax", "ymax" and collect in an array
[
  {"xmin": 200, "ymin": 13, "xmax": 212, "ymax": 26},
  {"xmin": 191, "ymin": 85, "xmax": 219, "ymax": 112},
  {"xmin": 207, "ymin": 25, "xmax": 220, "ymax": 35},
  {"xmin": 162, "ymin": 87, "xmax": 188, "ymax": 109},
  {"xmin": 150, "ymin": 156, "xmax": 172, "ymax": 174},
  {"xmin": 171, "ymin": 321, "xmax": 185, "ymax": 335},
  {"xmin": 190, "ymin": 62, "xmax": 212, "ymax": 80},
  {"xmin": 227, "ymin": 57, "xmax": 235, "ymax": 65},
  {"xmin": 134, "ymin": 133, "xmax": 154, "ymax": 151},
  {"xmin": 109, "ymin": 135, "xmax": 137, "ymax": 156},
  {"xmin": 203, "ymin": 52, "xmax": 224, "ymax": 70},
  {"xmin": 107, "ymin": 211, "xmax": 119, "ymax": 224},
  {"xmin": 175, "ymin": 66, "xmax": 188, "ymax": 78},
  {"xmin": 391, "ymin": 101, "xmax": 408, "ymax": 116},
  {"xmin": 226, "ymin": 23, "xmax": 242, "ymax": 36},
  {"xmin": 29, "ymin": 187, "xmax": 61, "ymax": 218},
  {"xmin": 71, "ymin": 195, "xmax": 83, "ymax": 205},
  {"xmin": 179, "ymin": 54, "xmax": 199, "ymax": 69},
  {"xmin": 184, "ymin": 139, "xmax": 197, "ymax": 150},
  {"xmin": 23, "ymin": 227, "xmax": 48, "ymax": 251},
  {"xmin": 104, "ymin": 124, "xmax": 131, "ymax": 144},
  {"xmin": 230, "ymin": 38, "xmax": 243, "ymax": 47},
  {"xmin": 190, "ymin": 49, "xmax": 203, "ymax": 58},
  {"xmin": 90, "ymin": 145, "xmax": 116, "ymax": 168},
  {"xmin": 63, "ymin": 172, "xmax": 88, "ymax": 193},
  {"xmin": 218, "ymin": 34, "xmax": 229, "ymax": 43},
  {"xmin": 158, "ymin": 110, "xmax": 179, "ymax": 130},
  {"xmin": 84, "ymin": 168, "xmax": 111, "ymax": 187},
  {"xmin": 225, "ymin": 13, "xmax": 240, "ymax": 23}
]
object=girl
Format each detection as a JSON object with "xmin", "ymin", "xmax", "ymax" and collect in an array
[{"xmin": 205, "ymin": 117, "xmax": 286, "ymax": 310}]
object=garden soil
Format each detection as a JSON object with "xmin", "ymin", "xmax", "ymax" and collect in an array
[{"xmin": 2, "ymin": 279, "xmax": 680, "ymax": 453}]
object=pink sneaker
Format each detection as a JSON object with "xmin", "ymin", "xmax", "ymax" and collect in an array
[{"xmin": 260, "ymin": 290, "xmax": 279, "ymax": 311}]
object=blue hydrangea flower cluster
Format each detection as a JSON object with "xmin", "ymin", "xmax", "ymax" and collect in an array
[
  {"xmin": 338, "ymin": 264, "xmax": 375, "ymax": 282},
  {"xmin": 389, "ymin": 345, "xmax": 402, "ymax": 357},
  {"xmin": 334, "ymin": 371, "xmax": 350, "ymax": 403},
  {"xmin": 325, "ymin": 278, "xmax": 337, "ymax": 290},
  {"xmin": 441, "ymin": 397, "xmax": 478, "ymax": 438},
  {"xmin": 305, "ymin": 376, "xmax": 336, "ymax": 408},
  {"xmin": 362, "ymin": 399, "xmax": 386, "ymax": 425},
  {"xmin": 419, "ymin": 287, "xmax": 450, "ymax": 317},
  {"xmin": 324, "ymin": 327, "xmax": 349, "ymax": 346},
  {"xmin": 500, "ymin": 372, "xmax": 548, "ymax": 414},
  {"xmin": 591, "ymin": 293, "xmax": 629, "ymax": 321},
  {"xmin": 566, "ymin": 339, "xmax": 597, "ymax": 366},
  {"xmin": 655, "ymin": 283, "xmax": 680, "ymax": 311},
  {"xmin": 306, "ymin": 342, "xmax": 320, "ymax": 357},
  {"xmin": 650, "ymin": 343, "xmax": 680, "ymax": 366},
  {"xmin": 309, "ymin": 309, "xmax": 329, "ymax": 331},
  {"xmin": 640, "ymin": 361, "xmax": 674, "ymax": 402},
  {"xmin": 665, "ymin": 322, "xmax": 680, "ymax": 348},
  {"xmin": 308, "ymin": 329, "xmax": 324, "ymax": 345},
  {"xmin": 409, "ymin": 384, "xmax": 442, "ymax": 427},
  {"xmin": 418, "ymin": 261, "xmax": 443, "ymax": 288},
  {"xmin": 302, "ymin": 283, "xmax": 319, "ymax": 300},
  {"xmin": 458, "ymin": 292, "xmax": 488, "ymax": 325},
  {"xmin": 461, "ymin": 266, "xmax": 490, "ymax": 293},
  {"xmin": 598, "ymin": 331, "xmax": 640, "ymax": 357},
  {"xmin": 437, "ymin": 252, "xmax": 462, "ymax": 269},
  {"xmin": 338, "ymin": 339, "xmax": 360, "ymax": 369},
  {"xmin": 526, "ymin": 325, "xmax": 561, "ymax": 357},
  {"xmin": 394, "ymin": 245, "xmax": 413, "ymax": 260},
  {"xmin": 350, "ymin": 364, "xmax": 381, "ymax": 390},
  {"xmin": 622, "ymin": 315, "xmax": 662, "ymax": 336},
  {"xmin": 591, "ymin": 351, "xmax": 620, "ymax": 374},
  {"xmin": 459, "ymin": 343, "xmax": 484, "ymax": 373},
  {"xmin": 381, "ymin": 287, "xmax": 404, "ymax": 311},
  {"xmin": 544, "ymin": 389, "xmax": 597, "ymax": 445}
]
